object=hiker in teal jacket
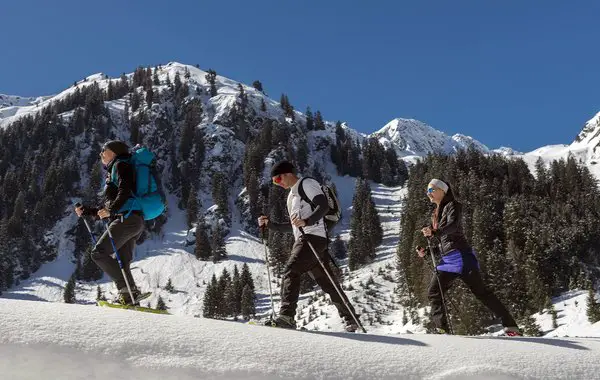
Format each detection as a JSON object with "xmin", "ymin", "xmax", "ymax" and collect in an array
[{"xmin": 75, "ymin": 140, "xmax": 144, "ymax": 305}]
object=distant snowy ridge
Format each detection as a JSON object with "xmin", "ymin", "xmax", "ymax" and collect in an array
[
  {"xmin": 372, "ymin": 118, "xmax": 490, "ymax": 160},
  {"xmin": 0, "ymin": 93, "xmax": 50, "ymax": 121}
]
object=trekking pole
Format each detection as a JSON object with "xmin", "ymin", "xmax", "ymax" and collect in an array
[
  {"xmin": 299, "ymin": 227, "xmax": 367, "ymax": 333},
  {"xmin": 426, "ymin": 236, "xmax": 454, "ymax": 335},
  {"xmin": 75, "ymin": 202, "xmax": 98, "ymax": 244},
  {"xmin": 261, "ymin": 226, "xmax": 276, "ymax": 321},
  {"xmin": 102, "ymin": 218, "xmax": 136, "ymax": 306}
]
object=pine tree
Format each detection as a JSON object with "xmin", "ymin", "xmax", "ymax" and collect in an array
[
  {"xmin": 203, "ymin": 274, "xmax": 219, "ymax": 318},
  {"xmin": 224, "ymin": 282, "xmax": 237, "ymax": 319},
  {"xmin": 106, "ymin": 80, "xmax": 115, "ymax": 100},
  {"xmin": 331, "ymin": 235, "xmax": 346, "ymax": 259},
  {"xmin": 252, "ymin": 80, "xmax": 264, "ymax": 93},
  {"xmin": 550, "ymin": 305, "xmax": 559, "ymax": 329},
  {"xmin": 314, "ymin": 110, "xmax": 325, "ymax": 130},
  {"xmin": 236, "ymin": 83, "xmax": 248, "ymax": 111},
  {"xmin": 586, "ymin": 287, "xmax": 600, "ymax": 324},
  {"xmin": 260, "ymin": 98, "xmax": 267, "ymax": 112},
  {"xmin": 279, "ymin": 94, "xmax": 294, "ymax": 119},
  {"xmin": 156, "ymin": 296, "xmax": 167, "ymax": 311},
  {"xmin": 231, "ymin": 265, "xmax": 242, "ymax": 316},
  {"xmin": 96, "ymin": 285, "xmax": 106, "ymax": 301},
  {"xmin": 63, "ymin": 273, "xmax": 76, "ymax": 304},
  {"xmin": 212, "ymin": 223, "xmax": 227, "ymax": 263},
  {"xmin": 241, "ymin": 284, "xmax": 256, "ymax": 320},
  {"xmin": 296, "ymin": 136, "xmax": 309, "ymax": 172},
  {"xmin": 145, "ymin": 87, "xmax": 154, "ymax": 106},
  {"xmin": 217, "ymin": 268, "xmax": 232, "ymax": 317},
  {"xmin": 402, "ymin": 309, "xmax": 409, "ymax": 325},
  {"xmin": 520, "ymin": 315, "xmax": 542, "ymax": 336},
  {"xmin": 195, "ymin": 216, "xmax": 212, "ymax": 260},
  {"xmin": 348, "ymin": 178, "xmax": 366, "ymax": 270},
  {"xmin": 205, "ymin": 69, "xmax": 218, "ymax": 97},
  {"xmin": 153, "ymin": 69, "xmax": 160, "ymax": 85},
  {"xmin": 240, "ymin": 263, "xmax": 255, "ymax": 292},
  {"xmin": 212, "ymin": 173, "xmax": 229, "ymax": 221},
  {"xmin": 305, "ymin": 107, "xmax": 314, "ymax": 130},
  {"xmin": 186, "ymin": 190, "xmax": 199, "ymax": 229},
  {"xmin": 165, "ymin": 278, "xmax": 175, "ymax": 293}
]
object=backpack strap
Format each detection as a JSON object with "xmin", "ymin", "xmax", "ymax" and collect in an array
[
  {"xmin": 109, "ymin": 158, "xmax": 138, "ymax": 219},
  {"xmin": 298, "ymin": 177, "xmax": 317, "ymax": 211},
  {"xmin": 298, "ymin": 176, "xmax": 331, "ymax": 234}
]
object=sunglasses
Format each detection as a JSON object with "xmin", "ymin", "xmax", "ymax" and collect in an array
[
  {"xmin": 99, "ymin": 146, "xmax": 109, "ymax": 157},
  {"xmin": 426, "ymin": 187, "xmax": 436, "ymax": 194},
  {"xmin": 272, "ymin": 175, "xmax": 283, "ymax": 185}
]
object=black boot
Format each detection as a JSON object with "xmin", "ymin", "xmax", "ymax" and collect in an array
[
  {"xmin": 117, "ymin": 287, "xmax": 141, "ymax": 306},
  {"xmin": 265, "ymin": 315, "xmax": 297, "ymax": 329}
]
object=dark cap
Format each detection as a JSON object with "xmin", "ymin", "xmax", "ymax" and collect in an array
[
  {"xmin": 102, "ymin": 140, "xmax": 130, "ymax": 156},
  {"xmin": 270, "ymin": 161, "xmax": 295, "ymax": 177}
]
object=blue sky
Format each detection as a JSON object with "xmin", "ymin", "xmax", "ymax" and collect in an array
[{"xmin": 2, "ymin": 0, "xmax": 599, "ymax": 152}]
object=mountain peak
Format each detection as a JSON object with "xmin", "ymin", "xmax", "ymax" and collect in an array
[
  {"xmin": 573, "ymin": 111, "xmax": 600, "ymax": 146},
  {"xmin": 371, "ymin": 118, "xmax": 489, "ymax": 158}
]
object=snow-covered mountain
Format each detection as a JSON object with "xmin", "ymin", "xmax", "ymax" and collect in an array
[
  {"xmin": 504, "ymin": 111, "xmax": 600, "ymax": 180},
  {"xmin": 0, "ymin": 93, "xmax": 46, "ymax": 108},
  {"xmin": 372, "ymin": 118, "xmax": 490, "ymax": 161},
  {"xmin": 0, "ymin": 93, "xmax": 50, "ymax": 122},
  {"xmin": 1, "ymin": 61, "xmax": 600, "ymax": 341}
]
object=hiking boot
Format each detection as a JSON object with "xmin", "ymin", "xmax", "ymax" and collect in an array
[
  {"xmin": 117, "ymin": 287, "xmax": 141, "ymax": 306},
  {"xmin": 265, "ymin": 315, "xmax": 296, "ymax": 329},
  {"xmin": 342, "ymin": 316, "xmax": 360, "ymax": 333},
  {"xmin": 344, "ymin": 321, "xmax": 359, "ymax": 333},
  {"xmin": 503, "ymin": 326, "xmax": 523, "ymax": 337}
]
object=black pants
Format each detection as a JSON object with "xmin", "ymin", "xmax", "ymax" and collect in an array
[
  {"xmin": 279, "ymin": 234, "xmax": 356, "ymax": 321},
  {"xmin": 91, "ymin": 214, "xmax": 145, "ymax": 291},
  {"xmin": 428, "ymin": 269, "xmax": 517, "ymax": 331}
]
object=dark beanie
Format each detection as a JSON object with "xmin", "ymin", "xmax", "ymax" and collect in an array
[
  {"xmin": 271, "ymin": 161, "xmax": 295, "ymax": 177},
  {"xmin": 103, "ymin": 140, "xmax": 130, "ymax": 156}
]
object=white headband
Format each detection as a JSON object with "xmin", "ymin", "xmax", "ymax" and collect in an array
[{"xmin": 428, "ymin": 179, "xmax": 448, "ymax": 193}]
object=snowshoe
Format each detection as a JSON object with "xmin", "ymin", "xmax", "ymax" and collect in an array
[
  {"xmin": 264, "ymin": 315, "xmax": 297, "ymax": 329},
  {"xmin": 115, "ymin": 289, "xmax": 151, "ymax": 306},
  {"xmin": 97, "ymin": 300, "xmax": 169, "ymax": 315}
]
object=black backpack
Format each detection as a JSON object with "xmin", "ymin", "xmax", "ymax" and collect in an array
[{"xmin": 298, "ymin": 177, "xmax": 342, "ymax": 233}]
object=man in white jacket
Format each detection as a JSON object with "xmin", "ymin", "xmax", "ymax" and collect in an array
[{"xmin": 258, "ymin": 161, "xmax": 358, "ymax": 332}]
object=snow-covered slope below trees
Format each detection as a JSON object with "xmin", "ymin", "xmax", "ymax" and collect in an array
[{"xmin": 2, "ymin": 298, "xmax": 599, "ymax": 380}]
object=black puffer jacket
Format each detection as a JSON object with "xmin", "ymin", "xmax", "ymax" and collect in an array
[
  {"xmin": 82, "ymin": 154, "xmax": 136, "ymax": 218},
  {"xmin": 431, "ymin": 188, "xmax": 471, "ymax": 255}
]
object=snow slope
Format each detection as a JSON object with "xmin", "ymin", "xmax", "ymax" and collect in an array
[
  {"xmin": 0, "ymin": 93, "xmax": 49, "ymax": 121},
  {"xmin": 1, "ymin": 298, "xmax": 599, "ymax": 380},
  {"xmin": 533, "ymin": 291, "xmax": 600, "ymax": 338}
]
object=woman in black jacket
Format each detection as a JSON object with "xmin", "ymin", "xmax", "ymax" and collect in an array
[{"xmin": 417, "ymin": 179, "xmax": 521, "ymax": 336}]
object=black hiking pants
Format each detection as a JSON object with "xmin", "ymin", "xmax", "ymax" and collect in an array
[
  {"xmin": 279, "ymin": 234, "xmax": 356, "ymax": 322},
  {"xmin": 428, "ymin": 268, "xmax": 517, "ymax": 331},
  {"xmin": 91, "ymin": 213, "xmax": 145, "ymax": 292}
]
